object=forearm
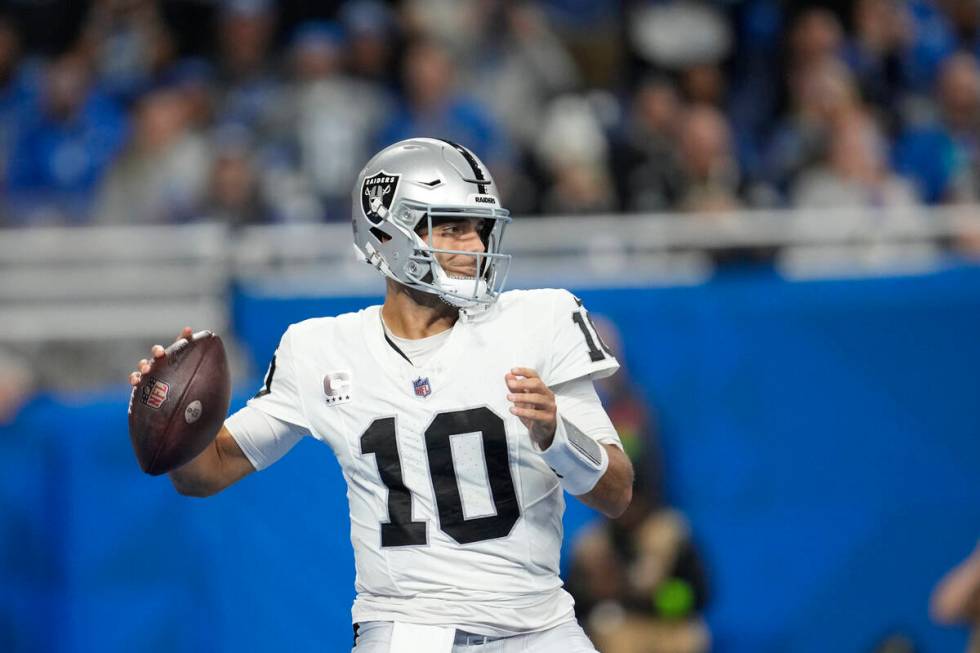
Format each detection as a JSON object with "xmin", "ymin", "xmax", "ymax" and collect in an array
[
  {"xmin": 522, "ymin": 376, "xmax": 634, "ymax": 518},
  {"xmin": 576, "ymin": 443, "xmax": 634, "ymax": 518},
  {"xmin": 169, "ymin": 425, "xmax": 254, "ymax": 497},
  {"xmin": 168, "ymin": 444, "xmax": 221, "ymax": 497}
]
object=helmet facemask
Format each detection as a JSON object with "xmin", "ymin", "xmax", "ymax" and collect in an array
[{"xmin": 398, "ymin": 200, "xmax": 511, "ymax": 311}]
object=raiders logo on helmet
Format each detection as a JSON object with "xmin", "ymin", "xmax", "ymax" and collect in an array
[{"xmin": 362, "ymin": 171, "xmax": 400, "ymax": 225}]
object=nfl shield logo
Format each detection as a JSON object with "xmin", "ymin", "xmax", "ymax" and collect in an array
[
  {"xmin": 412, "ymin": 377, "xmax": 432, "ymax": 398},
  {"xmin": 140, "ymin": 377, "xmax": 170, "ymax": 410}
]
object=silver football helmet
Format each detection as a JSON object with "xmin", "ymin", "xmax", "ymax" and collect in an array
[{"xmin": 351, "ymin": 138, "xmax": 512, "ymax": 312}]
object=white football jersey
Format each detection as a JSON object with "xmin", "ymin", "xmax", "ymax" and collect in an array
[{"xmin": 245, "ymin": 288, "xmax": 619, "ymax": 635}]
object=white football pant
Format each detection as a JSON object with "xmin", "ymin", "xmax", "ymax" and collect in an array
[{"xmin": 352, "ymin": 620, "xmax": 600, "ymax": 653}]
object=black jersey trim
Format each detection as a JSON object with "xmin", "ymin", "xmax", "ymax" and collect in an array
[{"xmin": 384, "ymin": 331, "xmax": 413, "ymax": 365}]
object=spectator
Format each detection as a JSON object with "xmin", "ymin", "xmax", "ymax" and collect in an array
[
  {"xmin": 286, "ymin": 21, "xmax": 392, "ymax": 221},
  {"xmin": 465, "ymin": 1, "xmax": 580, "ymax": 150},
  {"xmin": 214, "ymin": 0, "xmax": 284, "ymax": 139},
  {"xmin": 896, "ymin": 52, "xmax": 980, "ymax": 203},
  {"xmin": 788, "ymin": 7, "xmax": 845, "ymax": 71},
  {"xmin": 193, "ymin": 123, "xmax": 270, "ymax": 226},
  {"xmin": 567, "ymin": 317, "xmax": 710, "ymax": 653},
  {"xmin": 931, "ymin": 539, "xmax": 980, "ymax": 652},
  {"xmin": 793, "ymin": 110, "xmax": 920, "ymax": 208},
  {"xmin": 0, "ymin": 17, "xmax": 38, "ymax": 189},
  {"xmin": 165, "ymin": 58, "xmax": 218, "ymax": 133},
  {"xmin": 5, "ymin": 53, "xmax": 126, "ymax": 224},
  {"xmin": 96, "ymin": 84, "xmax": 208, "ymax": 224},
  {"xmin": 378, "ymin": 37, "xmax": 510, "ymax": 168},
  {"xmin": 762, "ymin": 58, "xmax": 862, "ymax": 200},
  {"xmin": 676, "ymin": 104, "xmax": 741, "ymax": 213},
  {"xmin": 843, "ymin": 0, "xmax": 916, "ymax": 123},
  {"xmin": 535, "ymin": 95, "xmax": 615, "ymax": 214},
  {"xmin": 340, "ymin": 0, "xmax": 396, "ymax": 84},
  {"xmin": 77, "ymin": 0, "xmax": 176, "ymax": 103},
  {"xmin": 612, "ymin": 76, "xmax": 684, "ymax": 212}
]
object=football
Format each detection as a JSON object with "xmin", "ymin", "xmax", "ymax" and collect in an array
[{"xmin": 128, "ymin": 331, "xmax": 231, "ymax": 476}]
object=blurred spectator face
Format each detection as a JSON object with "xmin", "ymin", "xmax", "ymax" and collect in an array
[
  {"xmin": 829, "ymin": 113, "xmax": 886, "ymax": 183},
  {"xmin": 938, "ymin": 53, "xmax": 980, "ymax": 128},
  {"xmin": 44, "ymin": 56, "xmax": 92, "ymax": 121},
  {"xmin": 679, "ymin": 105, "xmax": 732, "ymax": 180},
  {"xmin": 219, "ymin": 4, "xmax": 274, "ymax": 77},
  {"xmin": 790, "ymin": 9, "xmax": 843, "ymax": 65},
  {"xmin": 404, "ymin": 40, "xmax": 455, "ymax": 110},
  {"xmin": 134, "ymin": 88, "xmax": 190, "ymax": 152},
  {"xmin": 549, "ymin": 163, "xmax": 615, "ymax": 214},
  {"xmin": 681, "ymin": 63, "xmax": 725, "ymax": 106},
  {"xmin": 342, "ymin": 0, "xmax": 393, "ymax": 79},
  {"xmin": 794, "ymin": 59, "xmax": 860, "ymax": 123},
  {"xmin": 853, "ymin": 0, "xmax": 911, "ymax": 53},
  {"xmin": 178, "ymin": 81, "xmax": 214, "ymax": 130},
  {"xmin": 634, "ymin": 80, "xmax": 679, "ymax": 138},
  {"xmin": 292, "ymin": 41, "xmax": 341, "ymax": 83},
  {"xmin": 210, "ymin": 148, "xmax": 256, "ymax": 213},
  {"xmin": 349, "ymin": 32, "xmax": 389, "ymax": 79}
]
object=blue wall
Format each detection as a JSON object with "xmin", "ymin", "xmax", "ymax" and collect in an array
[{"xmin": 4, "ymin": 264, "xmax": 980, "ymax": 652}]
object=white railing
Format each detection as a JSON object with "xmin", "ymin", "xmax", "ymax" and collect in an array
[{"xmin": 1, "ymin": 205, "xmax": 979, "ymax": 346}]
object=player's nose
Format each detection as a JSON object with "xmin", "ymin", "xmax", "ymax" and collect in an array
[{"xmin": 460, "ymin": 230, "xmax": 486, "ymax": 253}]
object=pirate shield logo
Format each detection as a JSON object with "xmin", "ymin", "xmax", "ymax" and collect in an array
[{"xmin": 361, "ymin": 171, "xmax": 400, "ymax": 224}]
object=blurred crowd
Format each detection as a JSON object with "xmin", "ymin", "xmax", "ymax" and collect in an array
[{"xmin": 1, "ymin": 0, "xmax": 980, "ymax": 226}]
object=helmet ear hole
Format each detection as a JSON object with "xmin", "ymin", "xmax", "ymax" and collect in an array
[{"xmin": 369, "ymin": 227, "xmax": 392, "ymax": 243}]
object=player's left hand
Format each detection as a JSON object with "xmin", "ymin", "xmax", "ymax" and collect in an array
[{"xmin": 505, "ymin": 367, "xmax": 557, "ymax": 449}]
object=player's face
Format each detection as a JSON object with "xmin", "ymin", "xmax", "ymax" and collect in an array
[{"xmin": 419, "ymin": 218, "xmax": 487, "ymax": 278}]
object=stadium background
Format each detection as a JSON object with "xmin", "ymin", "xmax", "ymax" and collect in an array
[{"xmin": 1, "ymin": 0, "xmax": 980, "ymax": 652}]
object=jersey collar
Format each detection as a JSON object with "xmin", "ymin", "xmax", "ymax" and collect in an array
[{"xmin": 362, "ymin": 305, "xmax": 466, "ymax": 375}]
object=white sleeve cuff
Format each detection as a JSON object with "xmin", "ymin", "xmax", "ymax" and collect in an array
[
  {"xmin": 535, "ymin": 415, "xmax": 609, "ymax": 496},
  {"xmin": 224, "ymin": 405, "xmax": 307, "ymax": 471}
]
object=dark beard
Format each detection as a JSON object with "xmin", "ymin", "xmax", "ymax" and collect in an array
[{"xmin": 395, "ymin": 280, "xmax": 460, "ymax": 317}]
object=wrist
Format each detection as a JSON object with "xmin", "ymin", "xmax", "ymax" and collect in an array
[
  {"xmin": 534, "ymin": 415, "xmax": 608, "ymax": 495},
  {"xmin": 531, "ymin": 423, "xmax": 556, "ymax": 450}
]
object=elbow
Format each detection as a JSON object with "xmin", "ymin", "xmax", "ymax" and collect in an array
[
  {"xmin": 170, "ymin": 474, "xmax": 217, "ymax": 498},
  {"xmin": 603, "ymin": 484, "xmax": 633, "ymax": 519}
]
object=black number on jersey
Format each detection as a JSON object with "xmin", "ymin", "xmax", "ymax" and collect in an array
[
  {"xmin": 253, "ymin": 354, "xmax": 277, "ymax": 398},
  {"xmin": 360, "ymin": 418, "xmax": 428, "ymax": 547},
  {"xmin": 572, "ymin": 304, "xmax": 613, "ymax": 362},
  {"xmin": 360, "ymin": 407, "xmax": 521, "ymax": 547}
]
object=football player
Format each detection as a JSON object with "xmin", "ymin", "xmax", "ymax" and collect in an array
[{"xmin": 130, "ymin": 138, "xmax": 634, "ymax": 653}]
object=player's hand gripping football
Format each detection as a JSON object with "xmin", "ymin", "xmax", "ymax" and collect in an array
[
  {"xmin": 505, "ymin": 367, "xmax": 557, "ymax": 449},
  {"xmin": 129, "ymin": 327, "xmax": 194, "ymax": 387}
]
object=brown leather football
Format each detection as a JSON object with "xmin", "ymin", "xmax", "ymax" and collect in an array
[{"xmin": 128, "ymin": 331, "xmax": 231, "ymax": 476}]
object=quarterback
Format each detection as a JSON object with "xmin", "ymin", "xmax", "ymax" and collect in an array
[{"xmin": 130, "ymin": 138, "xmax": 634, "ymax": 652}]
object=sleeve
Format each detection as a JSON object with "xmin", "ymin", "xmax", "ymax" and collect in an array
[
  {"xmin": 553, "ymin": 376, "xmax": 623, "ymax": 450},
  {"xmin": 544, "ymin": 290, "xmax": 620, "ymax": 387},
  {"xmin": 245, "ymin": 326, "xmax": 310, "ymax": 429},
  {"xmin": 224, "ymin": 405, "xmax": 307, "ymax": 471}
]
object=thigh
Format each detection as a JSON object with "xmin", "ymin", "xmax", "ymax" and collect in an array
[
  {"xmin": 524, "ymin": 620, "xmax": 599, "ymax": 653},
  {"xmin": 351, "ymin": 621, "xmax": 393, "ymax": 653}
]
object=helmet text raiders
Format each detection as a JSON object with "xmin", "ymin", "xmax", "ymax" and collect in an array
[{"xmin": 351, "ymin": 138, "xmax": 512, "ymax": 313}]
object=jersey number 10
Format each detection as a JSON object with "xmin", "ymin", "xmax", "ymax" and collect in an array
[{"xmin": 360, "ymin": 407, "xmax": 521, "ymax": 546}]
